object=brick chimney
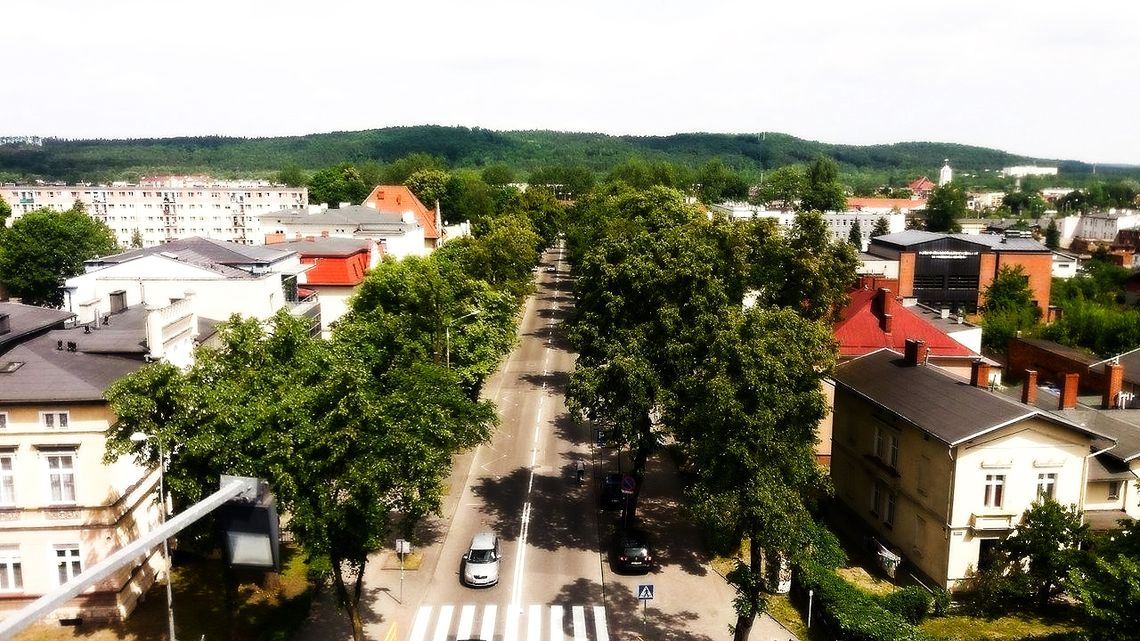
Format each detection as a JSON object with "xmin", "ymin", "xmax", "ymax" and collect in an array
[
  {"xmin": 970, "ymin": 360, "xmax": 991, "ymax": 388},
  {"xmin": 1103, "ymin": 362, "xmax": 1125, "ymax": 409},
  {"xmin": 1022, "ymin": 370, "xmax": 1038, "ymax": 405},
  {"xmin": 882, "ymin": 314, "xmax": 893, "ymax": 334},
  {"xmin": 1058, "ymin": 373, "xmax": 1080, "ymax": 410},
  {"xmin": 877, "ymin": 288, "xmax": 893, "ymax": 316},
  {"xmin": 904, "ymin": 338, "xmax": 928, "ymax": 366}
]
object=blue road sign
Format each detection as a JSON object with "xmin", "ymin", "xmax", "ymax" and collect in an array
[
  {"xmin": 638, "ymin": 584, "xmax": 654, "ymax": 600},
  {"xmin": 620, "ymin": 475, "xmax": 636, "ymax": 494}
]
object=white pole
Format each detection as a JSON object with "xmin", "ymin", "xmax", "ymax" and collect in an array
[
  {"xmin": 807, "ymin": 589, "xmax": 814, "ymax": 628},
  {"xmin": 159, "ymin": 445, "xmax": 177, "ymax": 641}
]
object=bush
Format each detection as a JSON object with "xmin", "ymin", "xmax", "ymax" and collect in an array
[
  {"xmin": 930, "ymin": 587, "xmax": 952, "ymax": 617},
  {"xmin": 879, "ymin": 586, "xmax": 932, "ymax": 624},
  {"xmin": 794, "ymin": 561, "xmax": 933, "ymax": 641}
]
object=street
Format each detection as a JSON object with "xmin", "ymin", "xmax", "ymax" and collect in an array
[{"xmin": 296, "ymin": 244, "xmax": 794, "ymax": 641}]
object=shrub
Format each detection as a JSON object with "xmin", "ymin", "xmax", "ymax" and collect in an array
[
  {"xmin": 930, "ymin": 587, "xmax": 952, "ymax": 617},
  {"xmin": 879, "ymin": 586, "xmax": 932, "ymax": 624},
  {"xmin": 794, "ymin": 561, "xmax": 933, "ymax": 641}
]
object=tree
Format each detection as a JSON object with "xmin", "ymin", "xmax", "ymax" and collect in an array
[
  {"xmin": 480, "ymin": 163, "xmax": 515, "ymax": 186},
  {"xmin": 441, "ymin": 172, "xmax": 496, "ymax": 229},
  {"xmin": 129, "ymin": 229, "xmax": 144, "ymax": 249},
  {"xmin": 308, "ymin": 163, "xmax": 370, "ymax": 207},
  {"xmin": 527, "ymin": 164, "xmax": 595, "ymax": 199},
  {"xmin": 1071, "ymin": 522, "xmax": 1140, "ymax": 639},
  {"xmin": 0, "ymin": 195, "xmax": 10, "ymax": 227},
  {"xmin": 275, "ymin": 164, "xmax": 307, "ymax": 187},
  {"xmin": 847, "ymin": 220, "xmax": 863, "ymax": 248},
  {"xmin": 0, "ymin": 207, "xmax": 119, "ymax": 306},
  {"xmin": 382, "ymin": 153, "xmax": 447, "ymax": 185},
  {"xmin": 676, "ymin": 307, "xmax": 835, "ymax": 641},
  {"xmin": 695, "ymin": 158, "xmax": 750, "ymax": 203},
  {"xmin": 924, "ymin": 183, "xmax": 966, "ymax": 232},
  {"xmin": 1044, "ymin": 218, "xmax": 1060, "ymax": 249},
  {"xmin": 434, "ymin": 212, "xmax": 541, "ymax": 301},
  {"xmin": 980, "ymin": 265, "xmax": 1042, "ymax": 351},
  {"xmin": 105, "ymin": 311, "xmax": 497, "ymax": 641},
  {"xmin": 754, "ymin": 165, "xmax": 805, "ymax": 210},
  {"xmin": 404, "ymin": 169, "xmax": 450, "ymax": 209},
  {"xmin": 800, "ymin": 155, "xmax": 846, "ymax": 213},
  {"xmin": 871, "ymin": 216, "xmax": 891, "ymax": 238},
  {"xmin": 1002, "ymin": 190, "xmax": 1047, "ymax": 217}
]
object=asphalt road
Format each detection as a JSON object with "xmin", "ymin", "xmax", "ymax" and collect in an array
[{"xmin": 296, "ymin": 243, "xmax": 795, "ymax": 641}]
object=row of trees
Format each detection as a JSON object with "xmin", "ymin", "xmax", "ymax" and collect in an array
[
  {"xmin": 564, "ymin": 185, "xmax": 857, "ymax": 640},
  {"xmin": 102, "ymin": 194, "xmax": 558, "ymax": 640}
]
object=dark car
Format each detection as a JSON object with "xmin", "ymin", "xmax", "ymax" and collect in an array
[
  {"xmin": 610, "ymin": 528, "xmax": 654, "ymax": 573},
  {"xmin": 599, "ymin": 473, "xmax": 624, "ymax": 511}
]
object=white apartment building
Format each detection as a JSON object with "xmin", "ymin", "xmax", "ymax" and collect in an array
[
  {"xmin": 0, "ymin": 176, "xmax": 307, "ymax": 247},
  {"xmin": 708, "ymin": 202, "xmax": 906, "ymax": 251},
  {"xmin": 1002, "ymin": 166, "xmax": 1059, "ymax": 178},
  {"xmin": 1074, "ymin": 210, "xmax": 1140, "ymax": 242}
]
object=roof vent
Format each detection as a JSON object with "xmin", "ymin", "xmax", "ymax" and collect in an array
[{"xmin": 0, "ymin": 361, "xmax": 24, "ymax": 374}]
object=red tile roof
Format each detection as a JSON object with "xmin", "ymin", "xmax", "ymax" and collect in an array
[
  {"xmin": 908, "ymin": 177, "xmax": 936, "ymax": 191},
  {"xmin": 846, "ymin": 197, "xmax": 928, "ymax": 211},
  {"xmin": 361, "ymin": 185, "xmax": 440, "ymax": 240},
  {"xmin": 834, "ymin": 289, "xmax": 977, "ymax": 358},
  {"xmin": 300, "ymin": 252, "xmax": 370, "ymax": 286}
]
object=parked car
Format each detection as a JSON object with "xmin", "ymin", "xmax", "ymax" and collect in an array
[
  {"xmin": 610, "ymin": 528, "xmax": 654, "ymax": 573},
  {"xmin": 461, "ymin": 532, "xmax": 500, "ymax": 587},
  {"xmin": 599, "ymin": 473, "xmax": 625, "ymax": 511}
]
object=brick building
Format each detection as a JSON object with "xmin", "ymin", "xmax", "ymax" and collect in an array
[{"xmin": 866, "ymin": 231, "xmax": 1053, "ymax": 316}]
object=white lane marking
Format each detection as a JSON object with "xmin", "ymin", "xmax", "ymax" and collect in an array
[
  {"xmin": 572, "ymin": 606, "xmax": 588, "ymax": 641},
  {"xmin": 527, "ymin": 604, "xmax": 542, "ymax": 641},
  {"xmin": 456, "ymin": 604, "xmax": 475, "ymax": 640},
  {"xmin": 503, "ymin": 605, "xmax": 521, "ymax": 641},
  {"xmin": 479, "ymin": 604, "xmax": 497, "ymax": 641},
  {"xmin": 549, "ymin": 605, "xmax": 564, "ymax": 641},
  {"xmin": 510, "ymin": 502, "xmax": 531, "ymax": 607},
  {"xmin": 409, "ymin": 605, "xmax": 432, "ymax": 641},
  {"xmin": 593, "ymin": 606, "xmax": 610, "ymax": 641},
  {"xmin": 431, "ymin": 605, "xmax": 453, "ymax": 641}
]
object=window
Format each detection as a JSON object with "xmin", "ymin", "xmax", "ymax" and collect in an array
[
  {"xmin": 1036, "ymin": 473, "xmax": 1057, "ymax": 499},
  {"xmin": 54, "ymin": 545, "xmax": 81, "ymax": 584},
  {"xmin": 41, "ymin": 411, "xmax": 68, "ymax": 429},
  {"xmin": 0, "ymin": 547, "xmax": 22, "ymax": 591},
  {"xmin": 884, "ymin": 491, "xmax": 896, "ymax": 526},
  {"xmin": 874, "ymin": 427, "xmax": 899, "ymax": 468},
  {"xmin": 984, "ymin": 474, "xmax": 1005, "ymax": 509},
  {"xmin": 0, "ymin": 455, "xmax": 14, "ymax": 506},
  {"xmin": 1108, "ymin": 481, "xmax": 1122, "ymax": 501},
  {"xmin": 0, "ymin": 413, "xmax": 7, "ymax": 429},
  {"xmin": 917, "ymin": 455, "xmax": 930, "ymax": 495},
  {"xmin": 45, "ymin": 453, "xmax": 76, "ymax": 504}
]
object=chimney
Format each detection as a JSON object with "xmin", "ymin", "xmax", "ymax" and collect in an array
[
  {"xmin": 1022, "ymin": 370, "xmax": 1038, "ymax": 405},
  {"xmin": 877, "ymin": 287, "xmax": 893, "ymax": 316},
  {"xmin": 970, "ymin": 360, "xmax": 991, "ymax": 388},
  {"xmin": 904, "ymin": 338, "xmax": 928, "ymax": 366},
  {"xmin": 1103, "ymin": 362, "xmax": 1125, "ymax": 409},
  {"xmin": 1059, "ymin": 373, "xmax": 1080, "ymax": 410},
  {"xmin": 882, "ymin": 314, "xmax": 893, "ymax": 334}
]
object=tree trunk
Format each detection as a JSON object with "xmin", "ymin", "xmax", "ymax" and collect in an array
[
  {"xmin": 732, "ymin": 537, "xmax": 764, "ymax": 641},
  {"xmin": 332, "ymin": 559, "xmax": 366, "ymax": 641}
]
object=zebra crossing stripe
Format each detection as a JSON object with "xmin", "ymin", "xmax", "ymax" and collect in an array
[
  {"xmin": 572, "ymin": 606, "xmax": 587, "ymax": 641},
  {"xmin": 456, "ymin": 605, "xmax": 476, "ymax": 640},
  {"xmin": 593, "ymin": 606, "xmax": 609, "ymax": 641},
  {"xmin": 480, "ymin": 604, "xmax": 497, "ymax": 641},
  {"xmin": 409, "ymin": 606, "xmax": 432, "ymax": 641},
  {"xmin": 503, "ymin": 604, "xmax": 521, "ymax": 641},
  {"xmin": 528, "ymin": 604, "xmax": 542, "ymax": 641},
  {"xmin": 432, "ymin": 605, "xmax": 453, "ymax": 641},
  {"xmin": 549, "ymin": 605, "xmax": 564, "ymax": 641}
]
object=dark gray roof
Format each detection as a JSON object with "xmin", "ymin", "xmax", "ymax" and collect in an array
[
  {"xmin": 0, "ymin": 303, "xmax": 75, "ymax": 353},
  {"xmin": 833, "ymin": 349, "xmax": 1097, "ymax": 446},
  {"xmin": 272, "ymin": 238, "xmax": 370, "ymax": 256},
  {"xmin": 87, "ymin": 237, "xmax": 296, "ymax": 270},
  {"xmin": 1014, "ymin": 337, "xmax": 1101, "ymax": 365},
  {"xmin": 1089, "ymin": 454, "xmax": 1135, "ymax": 481},
  {"xmin": 0, "ymin": 331, "xmax": 145, "ymax": 403},
  {"xmin": 1085, "ymin": 509, "xmax": 1132, "ymax": 531},
  {"xmin": 1090, "ymin": 348, "xmax": 1140, "ymax": 385},
  {"xmin": 1055, "ymin": 407, "xmax": 1140, "ymax": 463},
  {"xmin": 871, "ymin": 231, "xmax": 1048, "ymax": 253}
]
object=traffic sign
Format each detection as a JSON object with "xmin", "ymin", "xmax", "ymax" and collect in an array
[
  {"xmin": 620, "ymin": 475, "xmax": 636, "ymax": 494},
  {"xmin": 396, "ymin": 539, "xmax": 411, "ymax": 554},
  {"xmin": 637, "ymin": 584, "xmax": 654, "ymax": 600},
  {"xmin": 595, "ymin": 429, "xmax": 607, "ymax": 447}
]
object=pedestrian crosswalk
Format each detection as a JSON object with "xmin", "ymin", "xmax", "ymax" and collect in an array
[{"xmin": 407, "ymin": 604, "xmax": 609, "ymax": 641}]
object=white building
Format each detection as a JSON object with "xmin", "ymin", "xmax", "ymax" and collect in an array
[
  {"xmin": 1074, "ymin": 211, "xmax": 1140, "ymax": 242},
  {"xmin": 1052, "ymin": 251, "xmax": 1081, "ymax": 279},
  {"xmin": 1002, "ymin": 166, "xmax": 1059, "ymax": 178},
  {"xmin": 709, "ymin": 202, "xmax": 906, "ymax": 251},
  {"xmin": 939, "ymin": 160, "xmax": 953, "ymax": 186},
  {"xmin": 0, "ymin": 177, "xmax": 307, "ymax": 247},
  {"xmin": 255, "ymin": 205, "xmax": 428, "ymax": 260}
]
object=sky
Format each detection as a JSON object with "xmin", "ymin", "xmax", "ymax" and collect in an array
[{"xmin": 4, "ymin": 1, "xmax": 1140, "ymax": 165}]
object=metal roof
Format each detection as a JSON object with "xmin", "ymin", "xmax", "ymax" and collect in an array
[
  {"xmin": 871, "ymin": 231, "xmax": 1049, "ymax": 253},
  {"xmin": 88, "ymin": 237, "xmax": 297, "ymax": 269},
  {"xmin": 0, "ymin": 303, "xmax": 76, "ymax": 353}
]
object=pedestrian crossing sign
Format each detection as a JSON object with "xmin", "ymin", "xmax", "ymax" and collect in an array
[{"xmin": 638, "ymin": 583, "xmax": 654, "ymax": 600}]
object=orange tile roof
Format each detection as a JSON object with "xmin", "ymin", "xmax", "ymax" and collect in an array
[
  {"xmin": 846, "ymin": 197, "xmax": 928, "ymax": 210},
  {"xmin": 361, "ymin": 185, "xmax": 439, "ymax": 240},
  {"xmin": 908, "ymin": 176, "xmax": 936, "ymax": 191}
]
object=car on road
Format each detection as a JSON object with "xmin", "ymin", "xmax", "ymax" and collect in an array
[
  {"xmin": 544, "ymin": 266, "xmax": 557, "ymax": 273},
  {"xmin": 461, "ymin": 532, "xmax": 500, "ymax": 587},
  {"xmin": 610, "ymin": 528, "xmax": 654, "ymax": 573},
  {"xmin": 599, "ymin": 473, "xmax": 624, "ymax": 511}
]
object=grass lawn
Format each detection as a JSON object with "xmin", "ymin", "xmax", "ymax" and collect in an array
[
  {"xmin": 16, "ymin": 544, "xmax": 313, "ymax": 641},
  {"xmin": 920, "ymin": 605, "xmax": 1084, "ymax": 641}
]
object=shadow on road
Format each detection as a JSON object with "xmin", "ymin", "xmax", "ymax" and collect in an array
[
  {"xmin": 471, "ymin": 465, "xmax": 601, "ymax": 552},
  {"xmin": 548, "ymin": 579, "xmax": 717, "ymax": 641}
]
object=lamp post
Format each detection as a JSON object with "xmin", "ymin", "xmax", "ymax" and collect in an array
[
  {"xmin": 131, "ymin": 432, "xmax": 176, "ymax": 641},
  {"xmin": 445, "ymin": 309, "xmax": 480, "ymax": 369}
]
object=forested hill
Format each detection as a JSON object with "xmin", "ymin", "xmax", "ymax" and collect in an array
[{"xmin": 0, "ymin": 125, "xmax": 1118, "ymax": 183}]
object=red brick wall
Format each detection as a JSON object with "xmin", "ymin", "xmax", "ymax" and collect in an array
[
  {"xmin": 898, "ymin": 252, "xmax": 916, "ymax": 297},
  {"xmin": 1006, "ymin": 338, "xmax": 1104, "ymax": 393},
  {"xmin": 996, "ymin": 253, "xmax": 1053, "ymax": 317}
]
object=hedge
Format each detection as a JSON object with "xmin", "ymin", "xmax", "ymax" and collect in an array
[{"xmin": 794, "ymin": 561, "xmax": 934, "ymax": 641}]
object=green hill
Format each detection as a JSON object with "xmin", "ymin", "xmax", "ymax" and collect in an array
[{"xmin": 0, "ymin": 125, "xmax": 1129, "ymax": 184}]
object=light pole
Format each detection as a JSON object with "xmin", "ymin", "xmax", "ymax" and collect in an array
[
  {"xmin": 131, "ymin": 432, "xmax": 176, "ymax": 641},
  {"xmin": 445, "ymin": 309, "xmax": 480, "ymax": 369}
]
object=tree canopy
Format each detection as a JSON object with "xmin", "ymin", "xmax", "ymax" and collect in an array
[
  {"xmin": 0, "ymin": 206, "xmax": 119, "ymax": 306},
  {"xmin": 924, "ymin": 183, "xmax": 967, "ymax": 232},
  {"xmin": 800, "ymin": 155, "xmax": 847, "ymax": 213}
]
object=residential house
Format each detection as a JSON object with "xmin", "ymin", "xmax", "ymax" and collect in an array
[
  {"xmin": 830, "ymin": 343, "xmax": 1111, "ymax": 591},
  {"xmin": 256, "ymin": 205, "xmax": 427, "ymax": 260},
  {"xmin": 1051, "ymin": 251, "xmax": 1081, "ymax": 279},
  {"xmin": 360, "ymin": 186, "xmax": 443, "ymax": 251},
  {"xmin": 908, "ymin": 177, "xmax": 936, "ymax": 198},
  {"xmin": 63, "ymin": 237, "xmax": 319, "ymax": 336},
  {"xmin": 266, "ymin": 237, "xmax": 381, "ymax": 338},
  {"xmin": 0, "ymin": 299, "xmax": 208, "ymax": 621}
]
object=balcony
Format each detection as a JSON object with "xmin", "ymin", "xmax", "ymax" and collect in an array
[{"xmin": 970, "ymin": 511, "xmax": 1016, "ymax": 532}]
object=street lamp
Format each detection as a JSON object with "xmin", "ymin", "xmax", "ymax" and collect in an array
[
  {"xmin": 131, "ymin": 432, "xmax": 176, "ymax": 641},
  {"xmin": 445, "ymin": 308, "xmax": 480, "ymax": 369}
]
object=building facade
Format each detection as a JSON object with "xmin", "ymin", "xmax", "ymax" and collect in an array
[{"xmin": 0, "ymin": 177, "xmax": 307, "ymax": 247}]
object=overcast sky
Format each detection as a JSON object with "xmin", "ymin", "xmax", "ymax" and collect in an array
[{"xmin": 5, "ymin": 1, "xmax": 1139, "ymax": 164}]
